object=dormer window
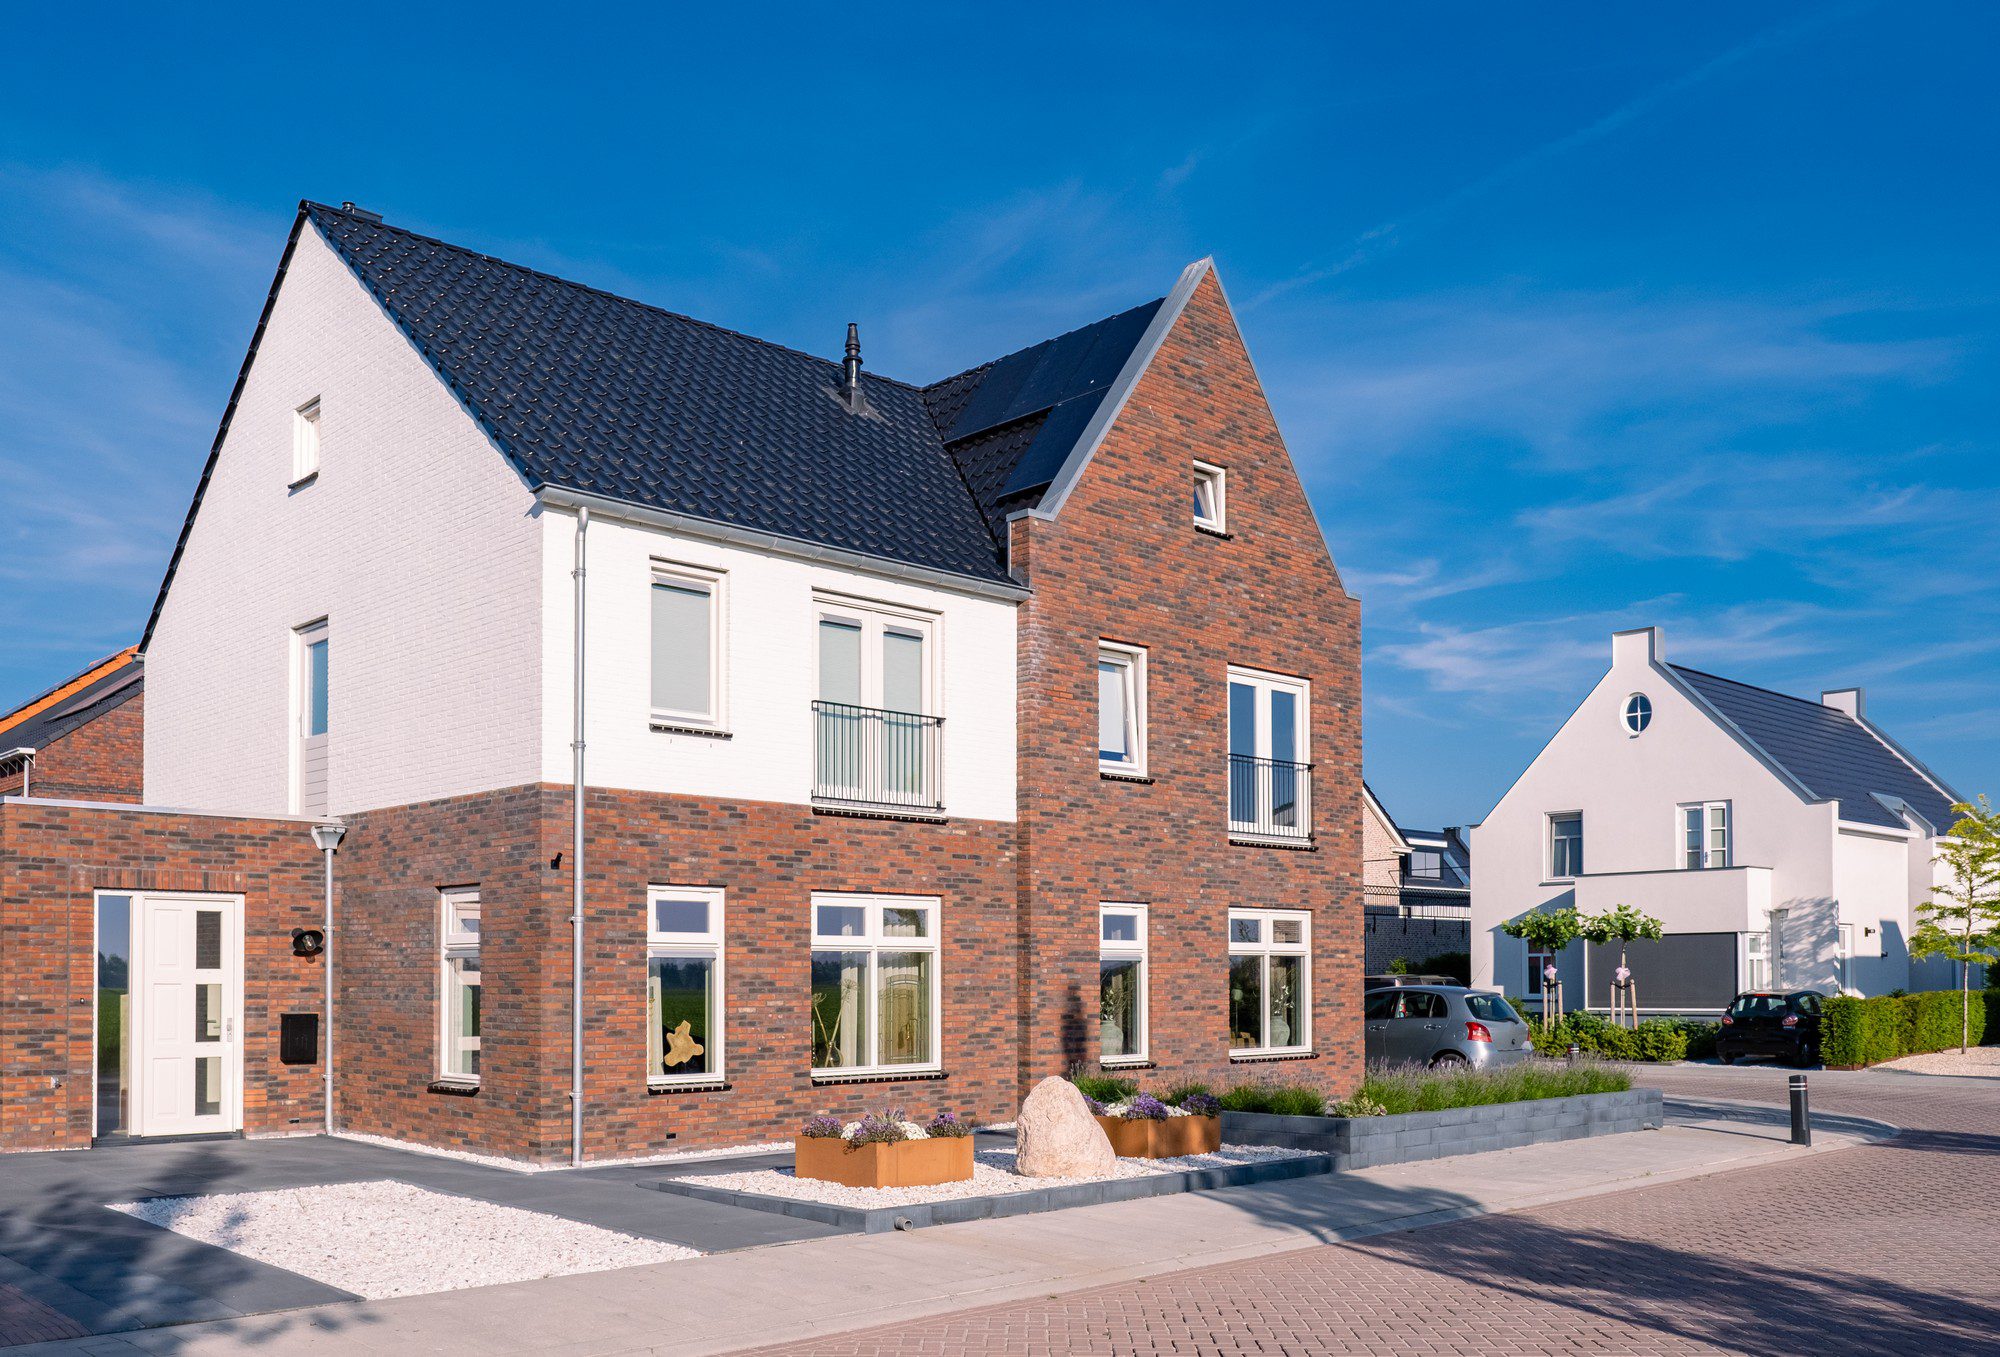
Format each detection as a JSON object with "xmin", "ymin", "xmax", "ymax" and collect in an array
[
  {"xmin": 292, "ymin": 398, "xmax": 321, "ymax": 485},
  {"xmin": 1193, "ymin": 461, "xmax": 1227, "ymax": 532},
  {"xmin": 1622, "ymin": 693, "xmax": 1652, "ymax": 734}
]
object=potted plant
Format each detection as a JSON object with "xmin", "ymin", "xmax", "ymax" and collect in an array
[
  {"xmin": 1088, "ymin": 1092, "xmax": 1222, "ymax": 1157},
  {"xmin": 793, "ymin": 1109, "xmax": 976, "ymax": 1188}
]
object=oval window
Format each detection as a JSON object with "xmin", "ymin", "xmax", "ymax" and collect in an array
[{"xmin": 1623, "ymin": 693, "xmax": 1653, "ymax": 734}]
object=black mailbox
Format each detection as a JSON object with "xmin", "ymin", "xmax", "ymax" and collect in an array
[{"xmin": 279, "ymin": 1013, "xmax": 320, "ymax": 1066}]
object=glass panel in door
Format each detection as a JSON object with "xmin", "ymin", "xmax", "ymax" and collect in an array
[
  {"xmin": 881, "ymin": 627, "xmax": 926, "ymax": 800},
  {"xmin": 1228, "ymin": 681, "xmax": 1256, "ymax": 825},
  {"xmin": 1268, "ymin": 688, "xmax": 1300, "ymax": 829},
  {"xmin": 817, "ymin": 619, "xmax": 864, "ymax": 793}
]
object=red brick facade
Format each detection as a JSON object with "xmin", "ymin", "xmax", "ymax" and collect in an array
[
  {"xmin": 0, "ymin": 271, "xmax": 1362, "ymax": 1162},
  {"xmin": 1011, "ymin": 273, "xmax": 1364, "ymax": 1098},
  {"xmin": 0, "ymin": 800, "xmax": 325, "ymax": 1152},
  {"xmin": 0, "ymin": 690, "xmax": 144, "ymax": 804}
]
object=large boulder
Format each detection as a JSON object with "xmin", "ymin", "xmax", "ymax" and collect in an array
[{"xmin": 1014, "ymin": 1076, "xmax": 1117, "ymax": 1177}]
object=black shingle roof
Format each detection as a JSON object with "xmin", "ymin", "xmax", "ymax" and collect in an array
[
  {"xmin": 1671, "ymin": 665, "xmax": 1959, "ymax": 830},
  {"xmin": 302, "ymin": 202, "xmax": 1164, "ymax": 589}
]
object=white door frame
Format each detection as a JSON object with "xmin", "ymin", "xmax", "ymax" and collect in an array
[{"xmin": 126, "ymin": 892, "xmax": 245, "ymax": 1137}]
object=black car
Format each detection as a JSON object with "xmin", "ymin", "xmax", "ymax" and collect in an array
[{"xmin": 1716, "ymin": 990, "xmax": 1826, "ymax": 1066}]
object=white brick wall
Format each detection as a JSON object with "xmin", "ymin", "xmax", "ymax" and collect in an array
[
  {"xmin": 145, "ymin": 226, "xmax": 543, "ymax": 815},
  {"xmin": 539, "ymin": 509, "xmax": 1019, "ymax": 821}
]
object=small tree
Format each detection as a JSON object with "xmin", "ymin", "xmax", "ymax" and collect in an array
[
  {"xmin": 1502, "ymin": 906, "xmax": 1584, "ymax": 1027},
  {"xmin": 1911, "ymin": 796, "xmax": 2000, "ymax": 1053},
  {"xmin": 1582, "ymin": 904, "xmax": 1665, "ymax": 1028}
]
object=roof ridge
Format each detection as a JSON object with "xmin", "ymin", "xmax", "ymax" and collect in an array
[{"xmin": 302, "ymin": 202, "xmax": 927, "ymax": 393}]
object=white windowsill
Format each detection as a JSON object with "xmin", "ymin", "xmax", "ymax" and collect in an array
[{"xmin": 809, "ymin": 1065, "xmax": 944, "ymax": 1083}]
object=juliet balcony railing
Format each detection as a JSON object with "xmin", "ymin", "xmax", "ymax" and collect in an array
[
  {"xmin": 1228, "ymin": 754, "xmax": 1314, "ymax": 843},
  {"xmin": 812, "ymin": 701, "xmax": 946, "ymax": 817}
]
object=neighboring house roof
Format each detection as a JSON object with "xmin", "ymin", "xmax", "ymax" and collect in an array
[
  {"xmin": 1670, "ymin": 665, "xmax": 1959, "ymax": 831},
  {"xmin": 1401, "ymin": 828, "xmax": 1471, "ymax": 890},
  {"xmin": 0, "ymin": 649, "xmax": 143, "ymax": 753}
]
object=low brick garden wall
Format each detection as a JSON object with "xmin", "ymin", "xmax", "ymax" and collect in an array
[{"xmin": 1222, "ymin": 1089, "xmax": 1664, "ymax": 1170}]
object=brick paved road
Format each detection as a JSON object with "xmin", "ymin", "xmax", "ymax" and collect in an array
[
  {"xmin": 742, "ymin": 1065, "xmax": 2000, "ymax": 1356},
  {"xmin": 0, "ymin": 1286, "xmax": 85, "ymax": 1348}
]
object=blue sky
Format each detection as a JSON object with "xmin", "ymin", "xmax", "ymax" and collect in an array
[{"xmin": 2, "ymin": 3, "xmax": 1995, "ymax": 828}]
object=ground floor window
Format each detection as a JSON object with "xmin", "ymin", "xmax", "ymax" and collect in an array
[
  {"xmin": 1743, "ymin": 931, "xmax": 1770, "ymax": 992},
  {"xmin": 811, "ymin": 893, "xmax": 940, "ymax": 1075},
  {"xmin": 1099, "ymin": 903, "xmax": 1149, "ymax": 1063},
  {"xmin": 648, "ymin": 886, "xmax": 724, "ymax": 1084},
  {"xmin": 1228, "ymin": 908, "xmax": 1311, "ymax": 1054},
  {"xmin": 1527, "ymin": 948, "xmax": 1554, "ymax": 995},
  {"xmin": 95, "ymin": 893, "xmax": 132, "ymax": 1135},
  {"xmin": 440, "ymin": 888, "xmax": 481, "ymax": 1082}
]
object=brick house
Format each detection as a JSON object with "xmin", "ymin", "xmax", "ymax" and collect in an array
[
  {"xmin": 0, "ymin": 648, "xmax": 144, "ymax": 803},
  {"xmin": 0, "ymin": 202, "xmax": 1361, "ymax": 1161}
]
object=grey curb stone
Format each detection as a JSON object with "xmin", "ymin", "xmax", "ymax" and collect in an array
[
  {"xmin": 639, "ymin": 1153, "xmax": 1332, "ymax": 1234},
  {"xmin": 1223, "ymin": 1089, "xmax": 1664, "ymax": 1170}
]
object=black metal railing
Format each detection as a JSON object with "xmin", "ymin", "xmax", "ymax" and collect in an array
[
  {"xmin": 1228, "ymin": 754, "xmax": 1313, "ymax": 840},
  {"xmin": 812, "ymin": 701, "xmax": 945, "ymax": 814}
]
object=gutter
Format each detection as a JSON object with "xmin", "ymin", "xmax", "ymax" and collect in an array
[
  {"xmin": 536, "ymin": 487, "xmax": 1029, "ymax": 603},
  {"xmin": 0, "ymin": 747, "xmax": 34, "ymax": 799},
  {"xmin": 570, "ymin": 505, "xmax": 589, "ymax": 1166}
]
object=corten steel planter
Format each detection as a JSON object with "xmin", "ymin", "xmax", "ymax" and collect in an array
[
  {"xmin": 1095, "ymin": 1115, "xmax": 1222, "ymax": 1158},
  {"xmin": 794, "ymin": 1135, "xmax": 975, "ymax": 1188}
]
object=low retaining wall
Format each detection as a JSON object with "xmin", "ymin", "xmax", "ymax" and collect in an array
[{"xmin": 1222, "ymin": 1088, "xmax": 1663, "ymax": 1170}]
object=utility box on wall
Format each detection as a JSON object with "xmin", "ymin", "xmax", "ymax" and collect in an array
[{"xmin": 279, "ymin": 1013, "xmax": 320, "ymax": 1066}]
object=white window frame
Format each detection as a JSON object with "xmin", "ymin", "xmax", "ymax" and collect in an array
[
  {"xmin": 1621, "ymin": 692, "xmax": 1652, "ymax": 735},
  {"xmin": 812, "ymin": 593, "xmax": 939, "ymax": 715},
  {"xmin": 439, "ymin": 887, "xmax": 481, "ymax": 1084},
  {"xmin": 1743, "ymin": 930, "xmax": 1770, "ymax": 992},
  {"xmin": 1194, "ymin": 460, "xmax": 1227, "ymax": 532},
  {"xmin": 291, "ymin": 397, "xmax": 321, "ymax": 485},
  {"xmin": 1098, "ymin": 903, "xmax": 1149, "ymax": 1065},
  {"xmin": 1227, "ymin": 907, "xmax": 1312, "ymax": 1056},
  {"xmin": 1547, "ymin": 812, "xmax": 1584, "ymax": 881},
  {"xmin": 1227, "ymin": 666, "xmax": 1312, "ymax": 837},
  {"xmin": 647, "ymin": 885, "xmax": 725, "ymax": 1086},
  {"xmin": 291, "ymin": 620, "xmax": 329, "ymax": 816},
  {"xmin": 1407, "ymin": 849, "xmax": 1443, "ymax": 878},
  {"xmin": 1527, "ymin": 948, "xmax": 1555, "ymax": 996},
  {"xmin": 1097, "ymin": 642, "xmax": 1148, "ymax": 776},
  {"xmin": 649, "ymin": 561, "xmax": 728, "ymax": 730},
  {"xmin": 1678, "ymin": 801, "xmax": 1730, "ymax": 870},
  {"xmin": 809, "ymin": 892, "xmax": 942, "ymax": 1079},
  {"xmin": 1836, "ymin": 922, "xmax": 1855, "ymax": 993}
]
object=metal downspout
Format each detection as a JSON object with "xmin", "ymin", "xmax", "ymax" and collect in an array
[{"xmin": 572, "ymin": 506, "xmax": 589, "ymax": 1166}]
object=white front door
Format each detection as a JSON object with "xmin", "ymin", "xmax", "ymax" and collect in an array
[{"xmin": 133, "ymin": 894, "xmax": 244, "ymax": 1137}]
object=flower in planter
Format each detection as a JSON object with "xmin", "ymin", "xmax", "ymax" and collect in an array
[
  {"xmin": 847, "ymin": 1112, "xmax": 911, "ymax": 1145},
  {"xmin": 799, "ymin": 1115, "xmax": 846, "ymax": 1139},
  {"xmin": 1179, "ymin": 1093, "xmax": 1222, "ymax": 1117},
  {"xmin": 1332, "ymin": 1093, "xmax": 1389, "ymax": 1117},
  {"xmin": 1122, "ymin": 1094, "xmax": 1173, "ymax": 1121},
  {"xmin": 1082, "ymin": 1094, "xmax": 1109, "ymax": 1115},
  {"xmin": 924, "ymin": 1111, "xmax": 973, "ymax": 1138}
]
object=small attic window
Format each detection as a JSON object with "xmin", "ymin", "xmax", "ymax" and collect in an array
[
  {"xmin": 1193, "ymin": 461, "xmax": 1226, "ymax": 532},
  {"xmin": 1623, "ymin": 693, "xmax": 1653, "ymax": 735},
  {"xmin": 292, "ymin": 398, "xmax": 322, "ymax": 485}
]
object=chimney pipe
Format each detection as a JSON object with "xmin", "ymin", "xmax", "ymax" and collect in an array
[{"xmin": 841, "ymin": 323, "xmax": 863, "ymax": 409}]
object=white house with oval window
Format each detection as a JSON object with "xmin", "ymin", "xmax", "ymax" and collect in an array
[{"xmin": 1470, "ymin": 626, "xmax": 1971, "ymax": 1014}]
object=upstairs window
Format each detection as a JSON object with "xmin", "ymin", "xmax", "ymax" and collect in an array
[
  {"xmin": 1681, "ymin": 801, "xmax": 1730, "ymax": 869},
  {"xmin": 651, "ymin": 564, "xmax": 725, "ymax": 729},
  {"xmin": 1097, "ymin": 643, "xmax": 1147, "ymax": 775},
  {"xmin": 1548, "ymin": 813, "xmax": 1583, "ymax": 880},
  {"xmin": 292, "ymin": 398, "xmax": 321, "ymax": 484},
  {"xmin": 1193, "ymin": 461, "xmax": 1227, "ymax": 532},
  {"xmin": 1407, "ymin": 849, "xmax": 1442, "ymax": 878}
]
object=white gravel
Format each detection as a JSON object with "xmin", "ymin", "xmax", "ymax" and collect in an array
[
  {"xmin": 1878, "ymin": 1046, "xmax": 2000, "ymax": 1078},
  {"xmin": 686, "ymin": 1144, "xmax": 1315, "ymax": 1210},
  {"xmin": 109, "ymin": 1181, "xmax": 698, "ymax": 1298},
  {"xmin": 333, "ymin": 1130, "xmax": 791, "ymax": 1173}
]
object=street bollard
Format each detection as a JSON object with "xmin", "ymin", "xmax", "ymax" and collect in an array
[
  {"xmin": 1788, "ymin": 1073, "xmax": 1811, "ymax": 1146},
  {"xmin": 1566, "ymin": 1043, "xmax": 1580, "ymax": 1061}
]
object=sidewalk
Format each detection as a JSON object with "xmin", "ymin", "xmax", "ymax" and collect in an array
[{"xmin": 15, "ymin": 1100, "xmax": 1891, "ymax": 1357}]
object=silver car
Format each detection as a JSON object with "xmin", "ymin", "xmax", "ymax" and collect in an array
[{"xmin": 1362, "ymin": 986, "xmax": 1533, "ymax": 1069}]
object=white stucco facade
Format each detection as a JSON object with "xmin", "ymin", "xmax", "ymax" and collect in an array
[
  {"xmin": 144, "ymin": 223, "xmax": 1019, "ymax": 823},
  {"xmin": 537, "ymin": 507, "xmax": 1018, "ymax": 821},
  {"xmin": 144, "ymin": 226, "xmax": 545, "ymax": 816},
  {"xmin": 1470, "ymin": 627, "xmax": 1956, "ymax": 1009}
]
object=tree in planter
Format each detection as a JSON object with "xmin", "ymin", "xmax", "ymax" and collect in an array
[
  {"xmin": 1581, "ymin": 904, "xmax": 1665, "ymax": 1029},
  {"xmin": 1501, "ymin": 906, "xmax": 1584, "ymax": 1029},
  {"xmin": 1911, "ymin": 796, "xmax": 2000, "ymax": 1053}
]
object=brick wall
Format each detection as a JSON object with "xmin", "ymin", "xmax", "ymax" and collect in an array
[
  {"xmin": 0, "ymin": 801, "xmax": 324, "ymax": 1152},
  {"xmin": 1010, "ymin": 272, "xmax": 1365, "ymax": 1100},
  {"xmin": 0, "ymin": 692, "xmax": 144, "ymax": 804}
]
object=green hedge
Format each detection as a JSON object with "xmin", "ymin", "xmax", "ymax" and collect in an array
[
  {"xmin": 1821, "ymin": 991, "xmax": 1987, "ymax": 1067},
  {"xmin": 1529, "ymin": 1010, "xmax": 1715, "ymax": 1062}
]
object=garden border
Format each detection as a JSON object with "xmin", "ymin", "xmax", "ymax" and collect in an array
[
  {"xmin": 639, "ymin": 1151, "xmax": 1331, "ymax": 1233},
  {"xmin": 1222, "ymin": 1088, "xmax": 1663, "ymax": 1168}
]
